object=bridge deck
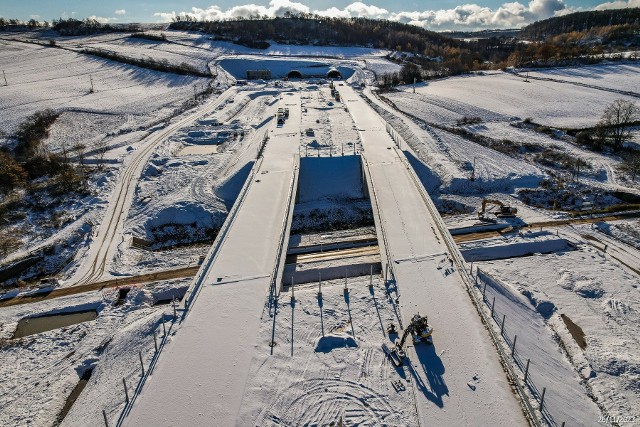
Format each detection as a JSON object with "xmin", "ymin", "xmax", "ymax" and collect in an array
[
  {"xmin": 338, "ymin": 85, "xmax": 526, "ymax": 425},
  {"xmin": 125, "ymin": 93, "xmax": 301, "ymax": 427}
]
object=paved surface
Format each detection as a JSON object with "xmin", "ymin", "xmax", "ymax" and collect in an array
[
  {"xmin": 125, "ymin": 93, "xmax": 301, "ymax": 427},
  {"xmin": 338, "ymin": 84, "xmax": 526, "ymax": 425}
]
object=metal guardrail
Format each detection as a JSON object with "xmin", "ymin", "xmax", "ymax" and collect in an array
[
  {"xmin": 359, "ymin": 154, "xmax": 403, "ymax": 328},
  {"xmin": 268, "ymin": 154, "xmax": 300, "ymax": 307},
  {"xmin": 388, "ymin": 133, "xmax": 543, "ymax": 426}
]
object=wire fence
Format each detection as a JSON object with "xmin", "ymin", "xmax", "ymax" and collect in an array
[
  {"xmin": 97, "ymin": 303, "xmax": 179, "ymax": 427},
  {"xmin": 474, "ymin": 266, "xmax": 569, "ymax": 427}
]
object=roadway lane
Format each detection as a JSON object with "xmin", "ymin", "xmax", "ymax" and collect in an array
[
  {"xmin": 125, "ymin": 92, "xmax": 301, "ymax": 427},
  {"xmin": 338, "ymin": 84, "xmax": 527, "ymax": 426}
]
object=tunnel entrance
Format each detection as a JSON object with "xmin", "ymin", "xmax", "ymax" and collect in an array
[
  {"xmin": 287, "ymin": 70, "xmax": 303, "ymax": 79},
  {"xmin": 327, "ymin": 69, "xmax": 342, "ymax": 79}
]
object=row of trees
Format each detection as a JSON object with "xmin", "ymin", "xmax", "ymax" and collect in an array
[
  {"xmin": 0, "ymin": 17, "xmax": 51, "ymax": 28},
  {"xmin": 81, "ymin": 47, "xmax": 209, "ymax": 77},
  {"xmin": 0, "ymin": 17, "xmax": 141, "ymax": 34},
  {"xmin": 520, "ymin": 8, "xmax": 640, "ymax": 41},
  {"xmin": 52, "ymin": 18, "xmax": 140, "ymax": 35}
]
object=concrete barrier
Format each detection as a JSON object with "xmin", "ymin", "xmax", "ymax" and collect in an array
[{"xmin": 282, "ymin": 261, "xmax": 381, "ymax": 286}]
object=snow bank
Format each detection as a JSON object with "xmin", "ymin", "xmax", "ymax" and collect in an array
[
  {"xmin": 215, "ymin": 161, "xmax": 254, "ymax": 205},
  {"xmin": 461, "ymin": 236, "xmax": 573, "ymax": 261},
  {"xmin": 145, "ymin": 202, "xmax": 214, "ymax": 229}
]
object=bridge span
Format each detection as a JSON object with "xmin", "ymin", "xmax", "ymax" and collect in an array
[
  {"xmin": 125, "ymin": 93, "xmax": 301, "ymax": 426},
  {"xmin": 125, "ymin": 85, "xmax": 528, "ymax": 426},
  {"xmin": 338, "ymin": 84, "xmax": 526, "ymax": 426}
]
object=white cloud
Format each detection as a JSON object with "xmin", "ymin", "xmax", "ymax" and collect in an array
[
  {"xmin": 594, "ymin": 0, "xmax": 640, "ymax": 10},
  {"xmin": 88, "ymin": 15, "xmax": 117, "ymax": 23},
  {"xmin": 115, "ymin": 9, "xmax": 126, "ymax": 15},
  {"xmin": 155, "ymin": 0, "xmax": 310, "ymax": 22},
  {"xmin": 153, "ymin": 0, "xmax": 640, "ymax": 29}
]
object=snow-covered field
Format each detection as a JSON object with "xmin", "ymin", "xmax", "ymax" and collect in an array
[
  {"xmin": 389, "ymin": 70, "xmax": 639, "ymax": 128},
  {"xmin": 524, "ymin": 63, "xmax": 640, "ymax": 94},
  {"xmin": 0, "ymin": 40, "xmax": 209, "ymax": 136}
]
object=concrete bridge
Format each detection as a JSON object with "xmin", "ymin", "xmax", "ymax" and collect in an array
[{"xmin": 124, "ymin": 85, "xmax": 529, "ymax": 427}]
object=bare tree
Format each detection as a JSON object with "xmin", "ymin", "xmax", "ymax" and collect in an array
[
  {"xmin": 599, "ymin": 99, "xmax": 639, "ymax": 150},
  {"xmin": 622, "ymin": 152, "xmax": 640, "ymax": 182},
  {"xmin": 95, "ymin": 138, "xmax": 109, "ymax": 170},
  {"xmin": 73, "ymin": 143, "xmax": 87, "ymax": 165}
]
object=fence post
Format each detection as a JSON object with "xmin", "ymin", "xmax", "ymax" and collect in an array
[
  {"xmin": 490, "ymin": 296, "xmax": 495, "ymax": 319},
  {"xmin": 153, "ymin": 331, "xmax": 158, "ymax": 352},
  {"xmin": 122, "ymin": 378, "xmax": 130, "ymax": 404},
  {"xmin": 511, "ymin": 335, "xmax": 517, "ymax": 357},
  {"xmin": 344, "ymin": 270, "xmax": 348, "ymax": 295},
  {"xmin": 540, "ymin": 387, "xmax": 546, "ymax": 411},
  {"xmin": 524, "ymin": 358, "xmax": 530, "ymax": 383},
  {"xmin": 139, "ymin": 351, "xmax": 145, "ymax": 376},
  {"xmin": 500, "ymin": 314, "xmax": 506, "ymax": 336},
  {"xmin": 103, "ymin": 409, "xmax": 109, "ymax": 427}
]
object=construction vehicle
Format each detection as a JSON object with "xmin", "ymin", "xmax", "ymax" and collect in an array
[
  {"xmin": 382, "ymin": 313, "xmax": 433, "ymax": 367},
  {"xmin": 477, "ymin": 199, "xmax": 517, "ymax": 221}
]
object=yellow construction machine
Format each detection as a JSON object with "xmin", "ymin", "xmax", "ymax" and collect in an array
[{"xmin": 478, "ymin": 199, "xmax": 517, "ymax": 221}]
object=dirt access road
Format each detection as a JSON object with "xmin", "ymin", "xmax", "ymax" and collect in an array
[
  {"xmin": 67, "ymin": 88, "xmax": 237, "ymax": 287},
  {"xmin": 0, "ymin": 265, "xmax": 198, "ymax": 308}
]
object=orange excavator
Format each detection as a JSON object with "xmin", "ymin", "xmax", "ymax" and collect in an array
[{"xmin": 478, "ymin": 199, "xmax": 517, "ymax": 221}]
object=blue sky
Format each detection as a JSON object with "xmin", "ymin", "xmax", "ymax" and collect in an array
[{"xmin": 0, "ymin": 0, "xmax": 635, "ymax": 30}]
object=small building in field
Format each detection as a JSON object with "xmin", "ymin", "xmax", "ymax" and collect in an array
[{"xmin": 246, "ymin": 69, "xmax": 272, "ymax": 80}]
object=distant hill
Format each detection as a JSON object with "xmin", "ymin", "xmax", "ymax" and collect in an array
[
  {"xmin": 520, "ymin": 8, "xmax": 640, "ymax": 41},
  {"xmin": 169, "ymin": 16, "xmax": 459, "ymax": 54},
  {"xmin": 445, "ymin": 29, "xmax": 520, "ymax": 40}
]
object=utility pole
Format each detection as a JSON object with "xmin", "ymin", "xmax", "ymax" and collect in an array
[
  {"xmin": 89, "ymin": 74, "xmax": 94, "ymax": 92},
  {"xmin": 2, "ymin": 70, "xmax": 7, "ymax": 86},
  {"xmin": 413, "ymin": 77, "xmax": 416, "ymax": 93}
]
